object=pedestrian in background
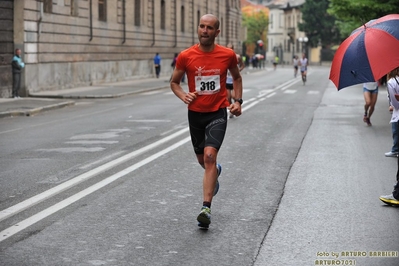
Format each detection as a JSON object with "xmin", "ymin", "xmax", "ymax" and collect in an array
[
  {"xmin": 169, "ymin": 53, "xmax": 178, "ymax": 82},
  {"xmin": 385, "ymin": 67, "xmax": 399, "ymax": 158},
  {"xmin": 293, "ymin": 55, "xmax": 299, "ymax": 77},
  {"xmin": 362, "ymin": 81, "xmax": 379, "ymax": 126},
  {"xmin": 153, "ymin": 53, "xmax": 161, "ymax": 78},
  {"xmin": 170, "ymin": 14, "xmax": 243, "ymax": 229},
  {"xmin": 11, "ymin": 48, "xmax": 25, "ymax": 98},
  {"xmin": 273, "ymin": 55, "xmax": 279, "ymax": 70},
  {"xmin": 380, "ymin": 66, "xmax": 399, "ymax": 205},
  {"xmin": 226, "ymin": 43, "xmax": 245, "ymax": 118}
]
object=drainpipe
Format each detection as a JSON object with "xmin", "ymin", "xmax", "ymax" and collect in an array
[
  {"xmin": 89, "ymin": 0, "xmax": 93, "ymax": 41},
  {"xmin": 151, "ymin": 0, "xmax": 155, "ymax": 46},
  {"xmin": 122, "ymin": 0, "xmax": 126, "ymax": 44}
]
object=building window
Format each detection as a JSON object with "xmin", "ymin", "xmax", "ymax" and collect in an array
[
  {"xmin": 197, "ymin": 10, "xmax": 200, "ymax": 27},
  {"xmin": 270, "ymin": 14, "xmax": 273, "ymax": 29},
  {"xmin": 43, "ymin": 0, "xmax": 52, "ymax": 13},
  {"xmin": 180, "ymin": 6, "xmax": 185, "ymax": 32},
  {"xmin": 99, "ymin": 0, "xmax": 107, "ymax": 21},
  {"xmin": 161, "ymin": 0, "xmax": 165, "ymax": 29},
  {"xmin": 220, "ymin": 17, "xmax": 223, "ymax": 37},
  {"xmin": 71, "ymin": 0, "xmax": 79, "ymax": 17},
  {"xmin": 134, "ymin": 0, "xmax": 141, "ymax": 26}
]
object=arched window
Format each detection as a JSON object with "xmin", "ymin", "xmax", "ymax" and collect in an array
[
  {"xmin": 134, "ymin": 0, "xmax": 141, "ymax": 26},
  {"xmin": 161, "ymin": 0, "xmax": 165, "ymax": 30},
  {"xmin": 197, "ymin": 10, "xmax": 200, "ymax": 27},
  {"xmin": 43, "ymin": 0, "xmax": 52, "ymax": 13},
  {"xmin": 98, "ymin": 0, "xmax": 106, "ymax": 21},
  {"xmin": 71, "ymin": 0, "xmax": 79, "ymax": 16},
  {"xmin": 220, "ymin": 17, "xmax": 223, "ymax": 37},
  {"xmin": 180, "ymin": 6, "xmax": 185, "ymax": 32}
]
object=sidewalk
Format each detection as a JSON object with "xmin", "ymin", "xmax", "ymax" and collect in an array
[{"xmin": 0, "ymin": 68, "xmax": 266, "ymax": 119}]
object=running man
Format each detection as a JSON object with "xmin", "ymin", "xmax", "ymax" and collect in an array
[
  {"xmin": 170, "ymin": 14, "xmax": 243, "ymax": 229},
  {"xmin": 299, "ymin": 53, "xmax": 308, "ymax": 84}
]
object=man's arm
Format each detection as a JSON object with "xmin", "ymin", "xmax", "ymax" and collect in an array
[
  {"xmin": 170, "ymin": 68, "xmax": 197, "ymax": 105},
  {"xmin": 12, "ymin": 60, "xmax": 21, "ymax": 70}
]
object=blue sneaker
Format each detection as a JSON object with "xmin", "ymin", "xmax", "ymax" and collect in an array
[
  {"xmin": 197, "ymin": 206, "xmax": 211, "ymax": 228},
  {"xmin": 213, "ymin": 163, "xmax": 222, "ymax": 196}
]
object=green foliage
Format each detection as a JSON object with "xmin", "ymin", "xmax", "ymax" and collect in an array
[
  {"xmin": 298, "ymin": 0, "xmax": 340, "ymax": 48},
  {"xmin": 328, "ymin": 0, "xmax": 399, "ymax": 39},
  {"xmin": 242, "ymin": 11, "xmax": 269, "ymax": 46}
]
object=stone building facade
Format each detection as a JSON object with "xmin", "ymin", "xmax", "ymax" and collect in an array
[
  {"xmin": 0, "ymin": 0, "xmax": 242, "ymax": 98},
  {"xmin": 264, "ymin": 0, "xmax": 306, "ymax": 65}
]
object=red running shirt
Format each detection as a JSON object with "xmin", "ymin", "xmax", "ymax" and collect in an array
[{"xmin": 176, "ymin": 44, "xmax": 238, "ymax": 112}]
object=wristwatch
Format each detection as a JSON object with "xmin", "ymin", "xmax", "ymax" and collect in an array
[{"xmin": 234, "ymin": 98, "xmax": 243, "ymax": 105}]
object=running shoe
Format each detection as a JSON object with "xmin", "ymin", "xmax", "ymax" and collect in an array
[
  {"xmin": 385, "ymin": 151, "xmax": 399, "ymax": 157},
  {"xmin": 197, "ymin": 206, "xmax": 211, "ymax": 228},
  {"xmin": 379, "ymin": 194, "xmax": 399, "ymax": 206},
  {"xmin": 213, "ymin": 163, "xmax": 222, "ymax": 196}
]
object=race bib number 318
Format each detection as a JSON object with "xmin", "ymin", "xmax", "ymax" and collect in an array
[{"xmin": 195, "ymin": 75, "xmax": 221, "ymax": 95}]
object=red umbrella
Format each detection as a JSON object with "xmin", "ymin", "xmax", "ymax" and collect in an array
[{"xmin": 329, "ymin": 14, "xmax": 399, "ymax": 90}]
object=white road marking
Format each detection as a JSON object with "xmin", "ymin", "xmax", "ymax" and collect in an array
[
  {"xmin": 284, "ymin": 90, "xmax": 297, "ymax": 94},
  {"xmin": 66, "ymin": 141, "xmax": 119, "ymax": 145},
  {"xmin": 126, "ymin": 120, "xmax": 171, "ymax": 123},
  {"xmin": 70, "ymin": 132, "xmax": 120, "ymax": 140},
  {"xmin": 0, "ymin": 127, "xmax": 189, "ymax": 223},
  {"xmin": 37, "ymin": 147, "xmax": 105, "ymax": 153},
  {"xmin": 0, "ymin": 137, "xmax": 191, "ymax": 242}
]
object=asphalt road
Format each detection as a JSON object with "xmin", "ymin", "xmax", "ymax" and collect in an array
[{"xmin": 0, "ymin": 65, "xmax": 398, "ymax": 266}]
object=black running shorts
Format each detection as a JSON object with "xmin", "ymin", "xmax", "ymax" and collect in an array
[{"xmin": 188, "ymin": 108, "xmax": 228, "ymax": 154}]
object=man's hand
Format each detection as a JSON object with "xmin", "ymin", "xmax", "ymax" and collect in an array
[
  {"xmin": 183, "ymin": 91, "xmax": 197, "ymax": 104},
  {"xmin": 228, "ymin": 102, "xmax": 242, "ymax": 117}
]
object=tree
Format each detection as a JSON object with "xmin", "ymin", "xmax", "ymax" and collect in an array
[
  {"xmin": 328, "ymin": 0, "xmax": 399, "ymax": 39},
  {"xmin": 242, "ymin": 11, "xmax": 269, "ymax": 47},
  {"xmin": 298, "ymin": 0, "xmax": 340, "ymax": 48}
]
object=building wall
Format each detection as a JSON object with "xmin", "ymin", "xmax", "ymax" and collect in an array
[
  {"xmin": 266, "ymin": 5, "xmax": 284, "ymax": 64},
  {"xmin": 0, "ymin": 0, "xmax": 242, "ymax": 97}
]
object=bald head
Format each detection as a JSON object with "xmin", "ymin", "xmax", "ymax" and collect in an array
[{"xmin": 200, "ymin": 14, "xmax": 220, "ymax": 30}]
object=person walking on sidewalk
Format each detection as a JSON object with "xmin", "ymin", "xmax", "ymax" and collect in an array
[
  {"xmin": 153, "ymin": 53, "xmax": 161, "ymax": 78},
  {"xmin": 226, "ymin": 43, "xmax": 245, "ymax": 118},
  {"xmin": 380, "ymin": 67, "xmax": 399, "ymax": 205},
  {"xmin": 11, "ymin": 48, "xmax": 25, "ymax": 98},
  {"xmin": 362, "ymin": 81, "xmax": 379, "ymax": 126},
  {"xmin": 170, "ymin": 14, "xmax": 243, "ymax": 229}
]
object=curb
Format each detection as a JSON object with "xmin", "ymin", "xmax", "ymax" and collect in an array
[
  {"xmin": 0, "ymin": 101, "xmax": 75, "ymax": 119},
  {"xmin": 28, "ymin": 86, "xmax": 170, "ymax": 99}
]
